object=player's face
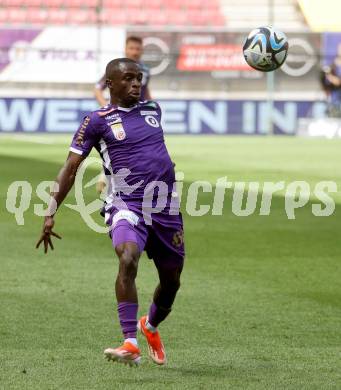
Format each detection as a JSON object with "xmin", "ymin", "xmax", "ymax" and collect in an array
[
  {"xmin": 107, "ymin": 63, "xmax": 142, "ymax": 106},
  {"xmin": 125, "ymin": 41, "xmax": 143, "ymax": 62}
]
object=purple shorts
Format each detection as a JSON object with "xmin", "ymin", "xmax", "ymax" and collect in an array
[{"xmin": 105, "ymin": 200, "xmax": 185, "ymax": 269}]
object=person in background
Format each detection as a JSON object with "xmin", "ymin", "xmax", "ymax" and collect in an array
[
  {"xmin": 94, "ymin": 36, "xmax": 152, "ymax": 107},
  {"xmin": 321, "ymin": 44, "xmax": 341, "ymax": 117},
  {"xmin": 94, "ymin": 36, "xmax": 152, "ymax": 194}
]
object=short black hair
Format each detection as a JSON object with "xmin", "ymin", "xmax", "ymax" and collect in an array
[
  {"xmin": 126, "ymin": 36, "xmax": 143, "ymax": 45},
  {"xmin": 105, "ymin": 57, "xmax": 138, "ymax": 79}
]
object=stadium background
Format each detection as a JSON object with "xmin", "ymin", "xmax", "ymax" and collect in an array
[
  {"xmin": 0, "ymin": 0, "xmax": 340, "ymax": 135},
  {"xmin": 1, "ymin": 1, "xmax": 341, "ymax": 389}
]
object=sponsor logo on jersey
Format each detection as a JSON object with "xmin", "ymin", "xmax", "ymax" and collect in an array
[
  {"xmin": 145, "ymin": 115, "xmax": 160, "ymax": 128},
  {"xmin": 111, "ymin": 122, "xmax": 126, "ymax": 141},
  {"xmin": 140, "ymin": 110, "xmax": 158, "ymax": 116},
  {"xmin": 105, "ymin": 113, "xmax": 121, "ymax": 121},
  {"xmin": 76, "ymin": 115, "xmax": 90, "ymax": 146},
  {"xmin": 108, "ymin": 118, "xmax": 122, "ymax": 125}
]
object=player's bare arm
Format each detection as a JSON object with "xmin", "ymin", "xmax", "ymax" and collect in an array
[
  {"xmin": 36, "ymin": 152, "xmax": 85, "ymax": 253},
  {"xmin": 326, "ymin": 73, "xmax": 341, "ymax": 86},
  {"xmin": 94, "ymin": 85, "xmax": 107, "ymax": 107}
]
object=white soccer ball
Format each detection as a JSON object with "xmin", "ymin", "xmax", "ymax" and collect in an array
[{"xmin": 243, "ymin": 26, "xmax": 289, "ymax": 72}]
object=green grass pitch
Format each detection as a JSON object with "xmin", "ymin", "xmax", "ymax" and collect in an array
[{"xmin": 1, "ymin": 135, "xmax": 341, "ymax": 389}]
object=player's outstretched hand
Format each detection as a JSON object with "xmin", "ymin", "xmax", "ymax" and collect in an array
[{"xmin": 36, "ymin": 216, "xmax": 62, "ymax": 254}]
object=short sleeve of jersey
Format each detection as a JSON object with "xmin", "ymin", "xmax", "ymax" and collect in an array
[
  {"xmin": 95, "ymin": 74, "xmax": 106, "ymax": 90},
  {"xmin": 150, "ymin": 100, "xmax": 162, "ymax": 118},
  {"xmin": 69, "ymin": 115, "xmax": 99, "ymax": 157}
]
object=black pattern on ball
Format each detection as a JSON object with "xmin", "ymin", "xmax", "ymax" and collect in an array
[{"xmin": 243, "ymin": 26, "xmax": 289, "ymax": 72}]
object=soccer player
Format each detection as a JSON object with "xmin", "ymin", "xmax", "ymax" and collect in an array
[
  {"xmin": 36, "ymin": 58, "xmax": 185, "ymax": 367},
  {"xmin": 94, "ymin": 36, "xmax": 152, "ymax": 194}
]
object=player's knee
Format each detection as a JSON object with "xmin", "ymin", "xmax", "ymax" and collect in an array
[
  {"xmin": 117, "ymin": 245, "xmax": 139, "ymax": 280},
  {"xmin": 162, "ymin": 272, "xmax": 181, "ymax": 293},
  {"xmin": 170, "ymin": 278, "xmax": 181, "ymax": 292},
  {"xmin": 121, "ymin": 252, "xmax": 139, "ymax": 277}
]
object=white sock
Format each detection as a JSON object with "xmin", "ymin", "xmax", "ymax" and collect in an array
[
  {"xmin": 125, "ymin": 338, "xmax": 138, "ymax": 346},
  {"xmin": 145, "ymin": 319, "xmax": 157, "ymax": 333}
]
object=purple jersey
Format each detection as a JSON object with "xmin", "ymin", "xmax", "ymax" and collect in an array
[{"xmin": 70, "ymin": 101, "xmax": 175, "ymax": 202}]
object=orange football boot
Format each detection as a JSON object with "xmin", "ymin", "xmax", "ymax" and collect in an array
[
  {"xmin": 138, "ymin": 316, "xmax": 166, "ymax": 365},
  {"xmin": 104, "ymin": 341, "xmax": 141, "ymax": 366}
]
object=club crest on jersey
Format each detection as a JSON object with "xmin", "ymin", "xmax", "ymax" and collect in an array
[
  {"xmin": 172, "ymin": 229, "xmax": 184, "ymax": 248},
  {"xmin": 110, "ymin": 122, "xmax": 126, "ymax": 141},
  {"xmin": 145, "ymin": 115, "xmax": 160, "ymax": 128}
]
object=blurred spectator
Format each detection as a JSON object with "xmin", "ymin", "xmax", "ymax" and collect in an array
[
  {"xmin": 321, "ymin": 44, "xmax": 341, "ymax": 117},
  {"xmin": 94, "ymin": 36, "xmax": 151, "ymax": 107}
]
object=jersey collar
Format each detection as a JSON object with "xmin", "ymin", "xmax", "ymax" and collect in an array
[
  {"xmin": 109, "ymin": 103, "xmax": 141, "ymax": 112},
  {"xmin": 117, "ymin": 105, "xmax": 137, "ymax": 112}
]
